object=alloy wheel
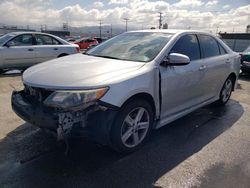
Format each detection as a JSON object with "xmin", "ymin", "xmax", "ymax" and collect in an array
[{"xmin": 121, "ymin": 107, "xmax": 150, "ymax": 148}]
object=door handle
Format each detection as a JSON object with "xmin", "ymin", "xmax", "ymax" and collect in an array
[
  {"xmin": 28, "ymin": 49, "xmax": 34, "ymax": 51},
  {"xmin": 226, "ymin": 59, "xmax": 231, "ymax": 63},
  {"xmin": 199, "ymin": 65, "xmax": 206, "ymax": 71},
  {"xmin": 54, "ymin": 48, "xmax": 58, "ymax": 50}
]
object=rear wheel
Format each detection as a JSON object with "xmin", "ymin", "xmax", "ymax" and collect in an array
[
  {"xmin": 217, "ymin": 77, "xmax": 233, "ymax": 105},
  {"xmin": 110, "ymin": 99, "xmax": 154, "ymax": 153}
]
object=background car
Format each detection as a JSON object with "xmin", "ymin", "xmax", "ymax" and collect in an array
[
  {"xmin": 93, "ymin": 37, "xmax": 108, "ymax": 44},
  {"xmin": 74, "ymin": 38, "xmax": 98, "ymax": 49},
  {"xmin": 240, "ymin": 46, "xmax": 250, "ymax": 74},
  {"xmin": 0, "ymin": 32, "xmax": 80, "ymax": 73}
]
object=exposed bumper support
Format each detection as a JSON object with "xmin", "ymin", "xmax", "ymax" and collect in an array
[{"xmin": 12, "ymin": 90, "xmax": 118, "ymax": 145}]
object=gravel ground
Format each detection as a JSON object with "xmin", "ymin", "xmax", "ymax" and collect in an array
[{"xmin": 0, "ymin": 73, "xmax": 250, "ymax": 188}]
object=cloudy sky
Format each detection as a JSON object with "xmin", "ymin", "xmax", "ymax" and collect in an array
[{"xmin": 0, "ymin": 0, "xmax": 249, "ymax": 33}]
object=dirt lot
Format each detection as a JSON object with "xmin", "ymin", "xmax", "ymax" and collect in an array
[{"xmin": 0, "ymin": 73, "xmax": 250, "ymax": 188}]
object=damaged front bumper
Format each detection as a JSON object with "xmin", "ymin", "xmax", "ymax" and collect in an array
[{"xmin": 11, "ymin": 90, "xmax": 118, "ymax": 145}]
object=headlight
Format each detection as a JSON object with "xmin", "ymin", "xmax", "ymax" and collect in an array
[{"xmin": 44, "ymin": 87, "xmax": 109, "ymax": 109}]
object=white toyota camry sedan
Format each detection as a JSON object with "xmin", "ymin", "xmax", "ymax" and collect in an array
[
  {"xmin": 12, "ymin": 30, "xmax": 241, "ymax": 153},
  {"xmin": 0, "ymin": 32, "xmax": 80, "ymax": 73}
]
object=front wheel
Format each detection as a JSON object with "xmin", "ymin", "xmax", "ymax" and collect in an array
[
  {"xmin": 217, "ymin": 77, "xmax": 233, "ymax": 105},
  {"xmin": 110, "ymin": 99, "xmax": 154, "ymax": 153}
]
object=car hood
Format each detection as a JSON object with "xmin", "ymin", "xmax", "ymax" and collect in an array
[{"xmin": 23, "ymin": 54, "xmax": 145, "ymax": 89}]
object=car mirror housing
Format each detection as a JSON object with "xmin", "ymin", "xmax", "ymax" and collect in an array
[
  {"xmin": 5, "ymin": 41, "xmax": 15, "ymax": 48},
  {"xmin": 161, "ymin": 53, "xmax": 190, "ymax": 66}
]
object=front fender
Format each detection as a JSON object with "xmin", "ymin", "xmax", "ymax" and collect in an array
[{"xmin": 100, "ymin": 67, "xmax": 160, "ymax": 118}]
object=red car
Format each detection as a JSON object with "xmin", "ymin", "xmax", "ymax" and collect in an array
[{"xmin": 74, "ymin": 38, "xmax": 98, "ymax": 49}]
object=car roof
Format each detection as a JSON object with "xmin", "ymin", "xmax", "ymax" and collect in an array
[
  {"xmin": 127, "ymin": 29, "xmax": 213, "ymax": 35},
  {"xmin": 4, "ymin": 32, "xmax": 70, "ymax": 44},
  {"xmin": 6, "ymin": 31, "xmax": 59, "ymax": 37}
]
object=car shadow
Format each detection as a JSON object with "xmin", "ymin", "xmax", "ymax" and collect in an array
[{"xmin": 0, "ymin": 99, "xmax": 244, "ymax": 188}]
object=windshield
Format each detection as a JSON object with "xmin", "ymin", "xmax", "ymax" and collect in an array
[
  {"xmin": 86, "ymin": 32, "xmax": 172, "ymax": 62},
  {"xmin": 243, "ymin": 46, "xmax": 250, "ymax": 53},
  {"xmin": 0, "ymin": 34, "xmax": 15, "ymax": 45}
]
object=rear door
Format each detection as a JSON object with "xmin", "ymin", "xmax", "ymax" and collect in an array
[
  {"xmin": 160, "ymin": 34, "xmax": 206, "ymax": 120},
  {"xmin": 33, "ymin": 34, "xmax": 62, "ymax": 63},
  {"xmin": 2, "ymin": 34, "xmax": 35, "ymax": 68},
  {"xmin": 197, "ymin": 35, "xmax": 230, "ymax": 98}
]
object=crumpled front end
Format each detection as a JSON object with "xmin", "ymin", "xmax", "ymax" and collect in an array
[{"xmin": 11, "ymin": 85, "xmax": 118, "ymax": 145}]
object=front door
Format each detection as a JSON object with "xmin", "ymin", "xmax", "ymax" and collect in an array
[
  {"xmin": 2, "ymin": 34, "xmax": 35, "ymax": 68},
  {"xmin": 160, "ymin": 34, "xmax": 206, "ymax": 121}
]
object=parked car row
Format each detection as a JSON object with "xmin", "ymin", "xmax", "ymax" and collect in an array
[
  {"xmin": 72, "ymin": 37, "xmax": 98, "ymax": 50},
  {"xmin": 11, "ymin": 30, "xmax": 241, "ymax": 153},
  {"xmin": 0, "ymin": 32, "xmax": 109, "ymax": 73},
  {"xmin": 0, "ymin": 32, "xmax": 80, "ymax": 73}
]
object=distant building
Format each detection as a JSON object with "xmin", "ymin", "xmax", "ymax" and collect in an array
[
  {"xmin": 219, "ymin": 32, "xmax": 250, "ymax": 52},
  {"xmin": 42, "ymin": 30, "xmax": 70, "ymax": 38},
  {"xmin": 246, "ymin": 25, "xmax": 250, "ymax": 33}
]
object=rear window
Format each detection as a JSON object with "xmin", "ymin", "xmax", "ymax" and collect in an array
[
  {"xmin": 35, "ymin": 34, "xmax": 61, "ymax": 45},
  {"xmin": 218, "ymin": 43, "xmax": 227, "ymax": 55},
  {"xmin": 199, "ymin": 35, "xmax": 220, "ymax": 58}
]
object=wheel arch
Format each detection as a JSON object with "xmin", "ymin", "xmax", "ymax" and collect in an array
[
  {"xmin": 120, "ymin": 92, "xmax": 156, "ymax": 119},
  {"xmin": 228, "ymin": 72, "xmax": 237, "ymax": 91},
  {"xmin": 57, "ymin": 53, "xmax": 69, "ymax": 58}
]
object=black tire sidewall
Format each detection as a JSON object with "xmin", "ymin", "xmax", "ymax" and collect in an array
[
  {"xmin": 218, "ymin": 77, "xmax": 233, "ymax": 105},
  {"xmin": 110, "ymin": 99, "xmax": 154, "ymax": 153}
]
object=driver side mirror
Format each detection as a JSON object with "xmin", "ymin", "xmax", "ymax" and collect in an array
[
  {"xmin": 5, "ymin": 41, "xmax": 15, "ymax": 48},
  {"xmin": 161, "ymin": 53, "xmax": 190, "ymax": 66}
]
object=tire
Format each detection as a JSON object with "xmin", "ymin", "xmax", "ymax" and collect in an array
[
  {"xmin": 110, "ymin": 99, "xmax": 154, "ymax": 153},
  {"xmin": 58, "ymin": 54, "xmax": 68, "ymax": 58},
  {"xmin": 217, "ymin": 77, "xmax": 234, "ymax": 105}
]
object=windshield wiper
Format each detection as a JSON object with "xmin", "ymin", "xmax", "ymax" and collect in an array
[{"xmin": 91, "ymin": 55, "xmax": 120, "ymax": 60}]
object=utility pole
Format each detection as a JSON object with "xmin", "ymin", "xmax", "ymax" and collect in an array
[
  {"xmin": 98, "ymin": 20, "xmax": 103, "ymax": 38},
  {"xmin": 216, "ymin": 26, "xmax": 219, "ymax": 36},
  {"xmin": 124, "ymin": 18, "xmax": 129, "ymax": 32},
  {"xmin": 40, "ymin": 25, "xmax": 43, "ymax": 32},
  {"xmin": 158, "ymin": 12, "xmax": 162, "ymax": 29},
  {"xmin": 110, "ymin": 24, "xmax": 113, "ymax": 38}
]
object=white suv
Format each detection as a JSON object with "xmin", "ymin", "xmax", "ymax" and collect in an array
[
  {"xmin": 12, "ymin": 30, "xmax": 240, "ymax": 153},
  {"xmin": 0, "ymin": 32, "xmax": 80, "ymax": 73}
]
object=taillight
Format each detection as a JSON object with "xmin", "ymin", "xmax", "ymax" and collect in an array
[{"xmin": 76, "ymin": 47, "xmax": 80, "ymax": 53}]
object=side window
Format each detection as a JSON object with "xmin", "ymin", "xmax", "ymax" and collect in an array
[
  {"xmin": 218, "ymin": 43, "xmax": 227, "ymax": 55},
  {"xmin": 199, "ymin": 35, "xmax": 220, "ymax": 58},
  {"xmin": 170, "ymin": 34, "xmax": 200, "ymax": 61},
  {"xmin": 35, "ymin": 34, "xmax": 60, "ymax": 45},
  {"xmin": 86, "ymin": 39, "xmax": 93, "ymax": 43},
  {"xmin": 7, "ymin": 34, "xmax": 33, "ymax": 46}
]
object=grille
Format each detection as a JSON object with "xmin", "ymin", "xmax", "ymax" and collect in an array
[{"xmin": 24, "ymin": 85, "xmax": 53, "ymax": 104}]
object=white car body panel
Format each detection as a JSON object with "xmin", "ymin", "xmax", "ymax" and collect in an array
[
  {"xmin": 1, "ymin": 45, "xmax": 35, "ymax": 67},
  {"xmin": 0, "ymin": 32, "xmax": 79, "ymax": 69}
]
